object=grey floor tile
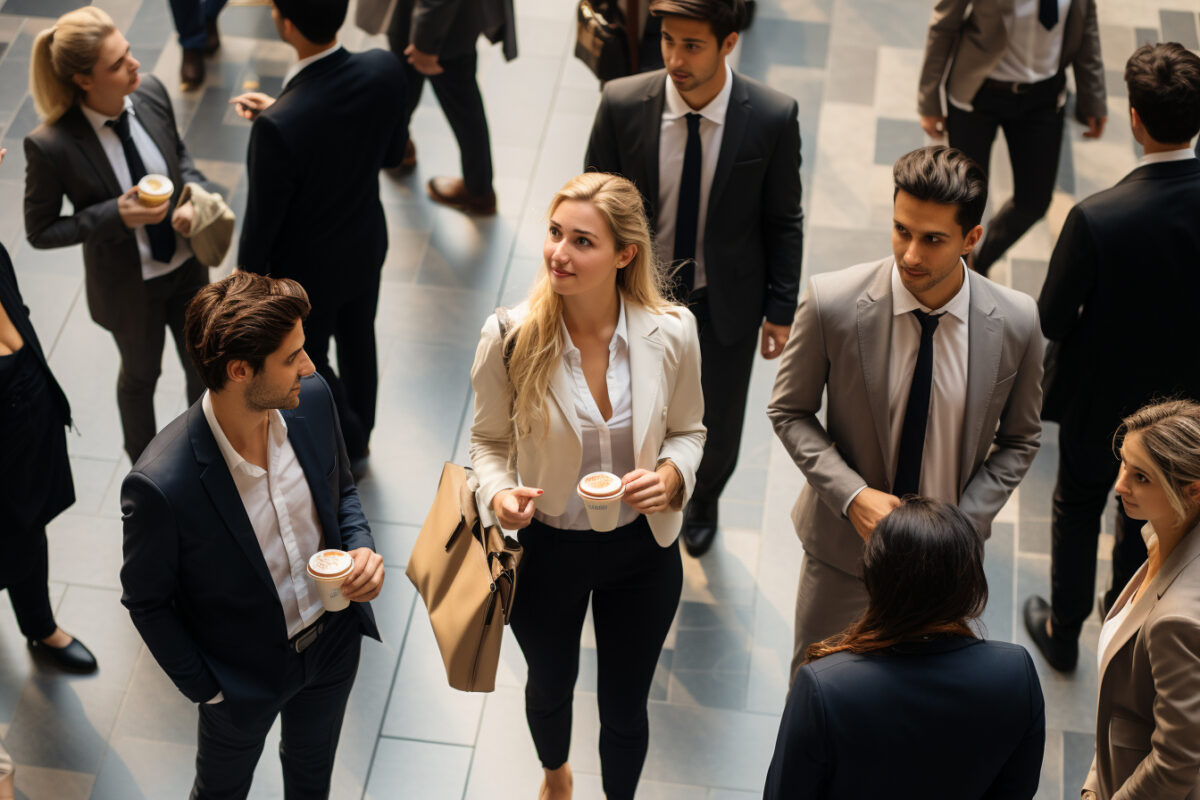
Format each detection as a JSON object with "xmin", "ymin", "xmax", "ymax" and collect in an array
[
  {"xmin": 1063, "ymin": 729, "xmax": 1095, "ymax": 798},
  {"xmin": 5, "ymin": 675, "xmax": 124, "ymax": 773},
  {"xmin": 1134, "ymin": 27, "xmax": 1159, "ymax": 48},
  {"xmin": 0, "ymin": 0, "xmax": 79, "ymax": 14},
  {"xmin": 738, "ymin": 19, "xmax": 830, "ymax": 79},
  {"xmin": 708, "ymin": 790, "xmax": 760, "ymax": 800},
  {"xmin": 367, "ymin": 736, "xmax": 470, "ymax": 799},
  {"xmin": 110, "ymin": 647, "xmax": 197, "ymax": 747},
  {"xmin": 11, "ymin": 763, "xmax": 93, "ymax": 800},
  {"xmin": 1036, "ymin": 727, "xmax": 1063, "ymax": 800},
  {"xmin": 641, "ymin": 702, "xmax": 779, "ymax": 791},
  {"xmin": 46, "ymin": 514, "xmax": 125, "ymax": 592},
  {"xmin": 874, "ymin": 117, "xmax": 924, "ymax": 166},
  {"xmin": 668, "ymin": 670, "xmax": 750, "ymax": 711},
  {"xmin": 91, "ymin": 735, "xmax": 196, "ymax": 800},
  {"xmin": 825, "ymin": 44, "xmax": 877, "ymax": 106},
  {"xmin": 1010, "ymin": 257, "xmax": 1047, "ymax": 300},
  {"xmin": 1160, "ymin": 9, "xmax": 1200, "ymax": 50},
  {"xmin": 681, "ymin": 530, "xmax": 761, "ymax": 607},
  {"xmin": 981, "ymin": 521, "xmax": 1015, "ymax": 643}
]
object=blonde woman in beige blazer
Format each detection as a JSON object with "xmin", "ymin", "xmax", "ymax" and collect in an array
[
  {"xmin": 1083, "ymin": 400, "xmax": 1200, "ymax": 800},
  {"xmin": 469, "ymin": 173, "xmax": 704, "ymax": 800}
]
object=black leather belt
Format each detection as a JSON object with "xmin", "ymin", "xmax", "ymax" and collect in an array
[
  {"xmin": 289, "ymin": 618, "xmax": 326, "ymax": 653},
  {"xmin": 982, "ymin": 74, "xmax": 1061, "ymax": 95}
]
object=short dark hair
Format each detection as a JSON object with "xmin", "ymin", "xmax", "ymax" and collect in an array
[
  {"xmin": 273, "ymin": 0, "xmax": 348, "ymax": 45},
  {"xmin": 185, "ymin": 272, "xmax": 311, "ymax": 391},
  {"xmin": 892, "ymin": 145, "xmax": 988, "ymax": 235},
  {"xmin": 649, "ymin": 0, "xmax": 745, "ymax": 44},
  {"xmin": 806, "ymin": 498, "xmax": 988, "ymax": 662},
  {"xmin": 1125, "ymin": 42, "xmax": 1200, "ymax": 145}
]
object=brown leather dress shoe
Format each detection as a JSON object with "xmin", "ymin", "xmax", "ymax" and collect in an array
[
  {"xmin": 204, "ymin": 17, "xmax": 221, "ymax": 55},
  {"xmin": 181, "ymin": 48, "xmax": 205, "ymax": 89},
  {"xmin": 402, "ymin": 139, "xmax": 417, "ymax": 170},
  {"xmin": 427, "ymin": 176, "xmax": 496, "ymax": 215}
]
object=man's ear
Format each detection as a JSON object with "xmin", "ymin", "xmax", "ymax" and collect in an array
[
  {"xmin": 962, "ymin": 224, "xmax": 984, "ymax": 254},
  {"xmin": 1185, "ymin": 479, "xmax": 1200, "ymax": 506},
  {"xmin": 225, "ymin": 359, "xmax": 253, "ymax": 386},
  {"xmin": 719, "ymin": 31, "xmax": 739, "ymax": 57}
]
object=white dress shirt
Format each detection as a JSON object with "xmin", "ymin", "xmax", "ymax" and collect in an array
[
  {"xmin": 201, "ymin": 392, "xmax": 325, "ymax": 637},
  {"xmin": 655, "ymin": 64, "xmax": 733, "ymax": 292},
  {"xmin": 283, "ymin": 43, "xmax": 344, "ymax": 88},
  {"xmin": 988, "ymin": 0, "xmax": 1071, "ymax": 84},
  {"xmin": 536, "ymin": 298, "xmax": 638, "ymax": 531},
  {"xmin": 1097, "ymin": 590, "xmax": 1136, "ymax": 670},
  {"xmin": 79, "ymin": 96, "xmax": 193, "ymax": 281},
  {"xmin": 1139, "ymin": 147, "xmax": 1199, "ymax": 166}
]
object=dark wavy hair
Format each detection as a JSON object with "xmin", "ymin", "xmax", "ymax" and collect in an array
[
  {"xmin": 273, "ymin": 0, "xmax": 348, "ymax": 44},
  {"xmin": 805, "ymin": 498, "xmax": 988, "ymax": 663},
  {"xmin": 1125, "ymin": 42, "xmax": 1200, "ymax": 145},
  {"xmin": 893, "ymin": 145, "xmax": 988, "ymax": 235},
  {"xmin": 649, "ymin": 0, "xmax": 746, "ymax": 43}
]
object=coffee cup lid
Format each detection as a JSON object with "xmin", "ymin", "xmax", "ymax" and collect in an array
[
  {"xmin": 578, "ymin": 471, "xmax": 623, "ymax": 498},
  {"xmin": 308, "ymin": 549, "xmax": 352, "ymax": 577}
]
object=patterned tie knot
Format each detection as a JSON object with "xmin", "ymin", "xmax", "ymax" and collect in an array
[{"xmin": 911, "ymin": 308, "xmax": 943, "ymax": 336}]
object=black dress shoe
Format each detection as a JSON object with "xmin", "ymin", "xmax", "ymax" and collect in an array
[
  {"xmin": 180, "ymin": 47, "xmax": 206, "ymax": 89},
  {"xmin": 28, "ymin": 636, "xmax": 98, "ymax": 673},
  {"xmin": 1022, "ymin": 595, "xmax": 1077, "ymax": 672},
  {"xmin": 682, "ymin": 500, "xmax": 718, "ymax": 557},
  {"xmin": 204, "ymin": 17, "xmax": 221, "ymax": 55}
]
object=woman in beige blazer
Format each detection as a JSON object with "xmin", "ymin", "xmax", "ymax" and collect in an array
[
  {"xmin": 469, "ymin": 172, "xmax": 704, "ymax": 800},
  {"xmin": 1083, "ymin": 399, "xmax": 1200, "ymax": 800}
]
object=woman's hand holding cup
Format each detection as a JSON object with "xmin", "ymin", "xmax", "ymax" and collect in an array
[
  {"xmin": 117, "ymin": 186, "xmax": 170, "ymax": 228},
  {"xmin": 621, "ymin": 466, "xmax": 680, "ymax": 514},
  {"xmin": 493, "ymin": 486, "xmax": 543, "ymax": 529}
]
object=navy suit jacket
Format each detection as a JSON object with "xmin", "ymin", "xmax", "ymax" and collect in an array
[
  {"xmin": 120, "ymin": 374, "xmax": 379, "ymax": 719},
  {"xmin": 764, "ymin": 637, "xmax": 1045, "ymax": 799}
]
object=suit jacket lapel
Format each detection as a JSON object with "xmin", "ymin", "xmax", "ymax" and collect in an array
[
  {"xmin": 548, "ymin": 354, "xmax": 582, "ymax": 441},
  {"xmin": 959, "ymin": 271, "xmax": 1004, "ymax": 494},
  {"xmin": 62, "ymin": 105, "xmax": 122, "ymax": 197},
  {"xmin": 856, "ymin": 264, "xmax": 894, "ymax": 471},
  {"xmin": 705, "ymin": 74, "xmax": 749, "ymax": 226},
  {"xmin": 188, "ymin": 403, "xmax": 279, "ymax": 598},
  {"xmin": 626, "ymin": 303, "xmax": 665, "ymax": 457},
  {"xmin": 640, "ymin": 78, "xmax": 664, "ymax": 214},
  {"xmin": 283, "ymin": 410, "xmax": 342, "ymax": 549}
]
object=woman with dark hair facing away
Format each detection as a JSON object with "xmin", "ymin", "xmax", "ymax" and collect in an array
[
  {"xmin": 1082, "ymin": 400, "xmax": 1200, "ymax": 799},
  {"xmin": 469, "ymin": 172, "xmax": 704, "ymax": 800},
  {"xmin": 764, "ymin": 498, "xmax": 1045, "ymax": 799}
]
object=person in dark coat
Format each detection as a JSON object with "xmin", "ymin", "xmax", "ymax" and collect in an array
[
  {"xmin": 764, "ymin": 498, "xmax": 1044, "ymax": 799},
  {"xmin": 0, "ymin": 147, "xmax": 96, "ymax": 672}
]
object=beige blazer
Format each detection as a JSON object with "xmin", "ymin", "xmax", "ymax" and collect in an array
[
  {"xmin": 917, "ymin": 0, "xmax": 1106, "ymax": 121},
  {"xmin": 1084, "ymin": 521, "xmax": 1200, "ymax": 800},
  {"xmin": 469, "ymin": 300, "xmax": 705, "ymax": 547},
  {"xmin": 767, "ymin": 258, "xmax": 1044, "ymax": 577}
]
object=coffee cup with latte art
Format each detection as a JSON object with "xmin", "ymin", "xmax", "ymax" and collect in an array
[
  {"xmin": 137, "ymin": 174, "xmax": 173, "ymax": 206},
  {"xmin": 576, "ymin": 471, "xmax": 626, "ymax": 532},
  {"xmin": 306, "ymin": 549, "xmax": 354, "ymax": 611}
]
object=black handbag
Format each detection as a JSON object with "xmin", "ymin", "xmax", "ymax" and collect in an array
[{"xmin": 574, "ymin": 0, "xmax": 631, "ymax": 83}]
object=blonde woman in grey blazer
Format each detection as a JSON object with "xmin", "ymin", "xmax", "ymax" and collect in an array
[{"xmin": 1084, "ymin": 400, "xmax": 1200, "ymax": 799}]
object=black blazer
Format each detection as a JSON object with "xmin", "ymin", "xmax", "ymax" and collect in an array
[
  {"xmin": 119, "ymin": 374, "xmax": 379, "ymax": 720},
  {"xmin": 238, "ymin": 48, "xmax": 408, "ymax": 300},
  {"xmin": 764, "ymin": 637, "xmax": 1045, "ymax": 799},
  {"xmin": 0, "ymin": 244, "xmax": 73, "ymax": 531},
  {"xmin": 1039, "ymin": 157, "xmax": 1200, "ymax": 428},
  {"xmin": 584, "ymin": 69, "xmax": 804, "ymax": 345},
  {"xmin": 390, "ymin": 0, "xmax": 517, "ymax": 61},
  {"xmin": 23, "ymin": 75, "xmax": 210, "ymax": 335}
]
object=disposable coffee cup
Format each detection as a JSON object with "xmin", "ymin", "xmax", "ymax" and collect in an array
[
  {"xmin": 576, "ymin": 471, "xmax": 626, "ymax": 532},
  {"xmin": 306, "ymin": 549, "xmax": 354, "ymax": 612},
  {"xmin": 137, "ymin": 174, "xmax": 173, "ymax": 206}
]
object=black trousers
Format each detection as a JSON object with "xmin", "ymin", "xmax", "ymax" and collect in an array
[
  {"xmin": 690, "ymin": 294, "xmax": 759, "ymax": 511},
  {"xmin": 1050, "ymin": 412, "xmax": 1148, "ymax": 641},
  {"xmin": 303, "ymin": 273, "xmax": 381, "ymax": 460},
  {"xmin": 111, "ymin": 258, "xmax": 207, "ymax": 462},
  {"xmin": 388, "ymin": 41, "xmax": 495, "ymax": 197},
  {"xmin": 510, "ymin": 516, "xmax": 682, "ymax": 800},
  {"xmin": 2, "ymin": 526, "xmax": 56, "ymax": 641},
  {"xmin": 947, "ymin": 75, "xmax": 1065, "ymax": 275},
  {"xmin": 190, "ymin": 612, "xmax": 362, "ymax": 800}
]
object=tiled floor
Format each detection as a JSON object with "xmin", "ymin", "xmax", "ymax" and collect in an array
[{"xmin": 0, "ymin": 0, "xmax": 1198, "ymax": 797}]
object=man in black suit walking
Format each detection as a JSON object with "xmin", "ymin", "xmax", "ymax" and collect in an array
[
  {"xmin": 584, "ymin": 0, "xmax": 803, "ymax": 556},
  {"xmin": 233, "ymin": 0, "xmax": 408, "ymax": 464},
  {"xmin": 121, "ymin": 272, "xmax": 385, "ymax": 798},
  {"xmin": 1024, "ymin": 42, "xmax": 1200, "ymax": 672}
]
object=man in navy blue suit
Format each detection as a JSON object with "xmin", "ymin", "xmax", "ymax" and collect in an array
[{"xmin": 120, "ymin": 272, "xmax": 385, "ymax": 799}]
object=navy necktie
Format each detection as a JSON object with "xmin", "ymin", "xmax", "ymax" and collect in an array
[
  {"xmin": 893, "ymin": 309, "xmax": 943, "ymax": 498},
  {"xmin": 1038, "ymin": 0, "xmax": 1058, "ymax": 31},
  {"xmin": 671, "ymin": 113, "xmax": 702, "ymax": 302},
  {"xmin": 106, "ymin": 111, "xmax": 176, "ymax": 264}
]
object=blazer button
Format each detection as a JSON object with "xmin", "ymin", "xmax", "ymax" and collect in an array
[{"xmin": 661, "ymin": 406, "xmax": 668, "ymax": 419}]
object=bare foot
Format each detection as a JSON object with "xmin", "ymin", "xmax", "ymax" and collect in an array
[
  {"xmin": 41, "ymin": 627, "xmax": 73, "ymax": 648},
  {"xmin": 539, "ymin": 762, "xmax": 572, "ymax": 800}
]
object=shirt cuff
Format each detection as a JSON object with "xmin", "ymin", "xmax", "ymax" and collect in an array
[
  {"xmin": 842, "ymin": 484, "xmax": 868, "ymax": 518},
  {"xmin": 204, "ymin": 691, "xmax": 224, "ymax": 705}
]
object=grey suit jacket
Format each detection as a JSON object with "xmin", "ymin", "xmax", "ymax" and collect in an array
[
  {"xmin": 767, "ymin": 258, "xmax": 1043, "ymax": 577},
  {"xmin": 23, "ymin": 75, "xmax": 210, "ymax": 335},
  {"xmin": 360, "ymin": 0, "xmax": 517, "ymax": 61},
  {"xmin": 917, "ymin": 0, "xmax": 1106, "ymax": 122},
  {"xmin": 1084, "ymin": 521, "xmax": 1200, "ymax": 800},
  {"xmin": 584, "ymin": 69, "xmax": 804, "ymax": 346}
]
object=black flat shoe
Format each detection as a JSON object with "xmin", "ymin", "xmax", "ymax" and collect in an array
[
  {"xmin": 28, "ymin": 636, "xmax": 99, "ymax": 673},
  {"xmin": 682, "ymin": 499, "xmax": 718, "ymax": 557},
  {"xmin": 204, "ymin": 17, "xmax": 221, "ymax": 55},
  {"xmin": 1022, "ymin": 595, "xmax": 1077, "ymax": 672}
]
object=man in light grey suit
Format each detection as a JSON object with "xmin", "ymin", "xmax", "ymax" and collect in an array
[{"xmin": 768, "ymin": 146, "xmax": 1043, "ymax": 676}]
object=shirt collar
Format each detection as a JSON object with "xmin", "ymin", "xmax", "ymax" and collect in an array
[
  {"xmin": 560, "ymin": 294, "xmax": 629, "ymax": 358},
  {"xmin": 1139, "ymin": 147, "xmax": 1198, "ymax": 166},
  {"xmin": 284, "ymin": 43, "xmax": 344, "ymax": 88},
  {"xmin": 662, "ymin": 63, "xmax": 733, "ymax": 126},
  {"xmin": 891, "ymin": 259, "xmax": 971, "ymax": 323},
  {"xmin": 80, "ymin": 94, "xmax": 134, "ymax": 135},
  {"xmin": 201, "ymin": 390, "xmax": 288, "ymax": 477}
]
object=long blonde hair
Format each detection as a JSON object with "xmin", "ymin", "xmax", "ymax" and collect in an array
[
  {"xmin": 30, "ymin": 6, "xmax": 116, "ymax": 124},
  {"xmin": 507, "ymin": 172, "xmax": 673, "ymax": 437},
  {"xmin": 1116, "ymin": 399, "xmax": 1200, "ymax": 523}
]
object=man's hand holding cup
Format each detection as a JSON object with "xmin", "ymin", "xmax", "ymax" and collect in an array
[{"xmin": 340, "ymin": 547, "xmax": 385, "ymax": 602}]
